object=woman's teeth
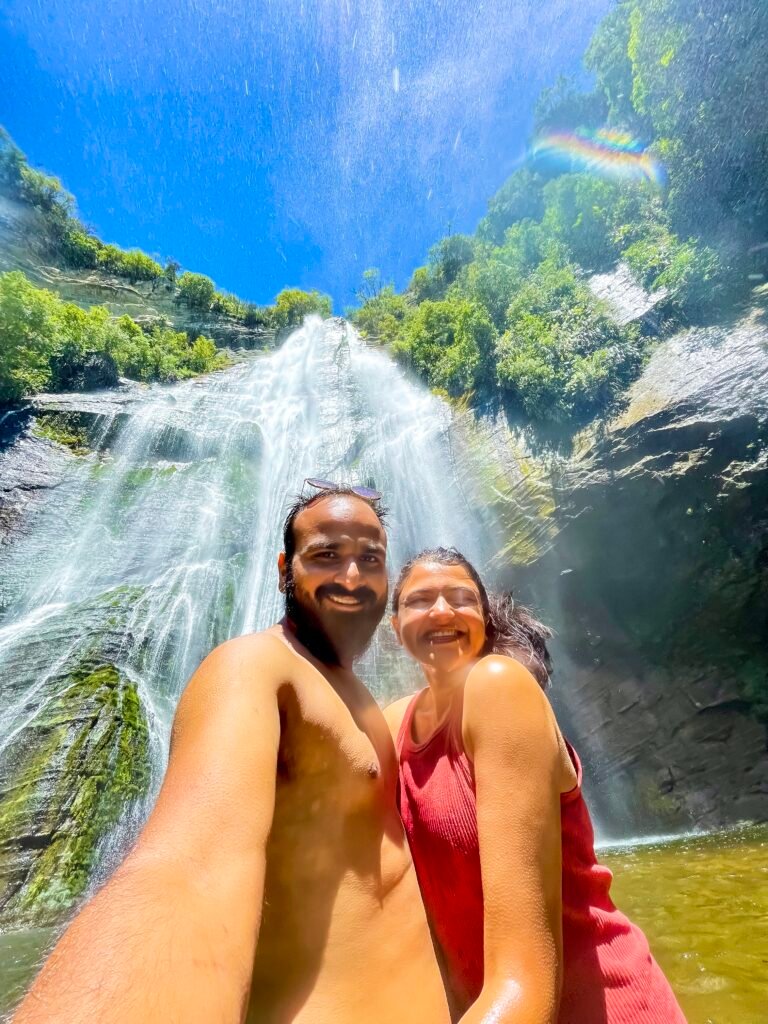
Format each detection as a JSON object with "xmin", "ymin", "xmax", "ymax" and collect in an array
[{"xmin": 428, "ymin": 630, "xmax": 460, "ymax": 643}]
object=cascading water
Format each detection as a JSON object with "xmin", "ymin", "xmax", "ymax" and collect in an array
[{"xmin": 0, "ymin": 316, "xmax": 517, "ymax": 921}]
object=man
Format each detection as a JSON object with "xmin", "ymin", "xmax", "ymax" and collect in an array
[{"xmin": 14, "ymin": 487, "xmax": 450, "ymax": 1024}]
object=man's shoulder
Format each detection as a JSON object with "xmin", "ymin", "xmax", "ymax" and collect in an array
[
  {"xmin": 207, "ymin": 627, "xmax": 293, "ymax": 664},
  {"xmin": 179, "ymin": 629, "xmax": 296, "ymax": 711}
]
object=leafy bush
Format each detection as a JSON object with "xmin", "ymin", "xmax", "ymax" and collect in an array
[
  {"xmin": 177, "ymin": 272, "xmax": 216, "ymax": 311},
  {"xmin": 541, "ymin": 175, "xmax": 622, "ymax": 272},
  {"xmin": 272, "ymin": 288, "xmax": 332, "ymax": 330},
  {"xmin": 352, "ymin": 286, "xmax": 411, "ymax": 345},
  {"xmin": 0, "ymin": 271, "xmax": 227, "ymax": 403},
  {"xmin": 427, "ymin": 235, "xmax": 476, "ymax": 290},
  {"xmin": 106, "ymin": 318, "xmax": 226, "ymax": 382},
  {"xmin": 496, "ymin": 258, "xmax": 642, "ymax": 422},
  {"xmin": 477, "ymin": 169, "xmax": 545, "ymax": 246},
  {"xmin": 211, "ymin": 291, "xmax": 246, "ymax": 320},
  {"xmin": 391, "ymin": 298, "xmax": 496, "ymax": 398},
  {"xmin": 623, "ymin": 229, "xmax": 727, "ymax": 317},
  {"xmin": 243, "ymin": 304, "xmax": 275, "ymax": 330},
  {"xmin": 0, "ymin": 271, "xmax": 62, "ymax": 401}
]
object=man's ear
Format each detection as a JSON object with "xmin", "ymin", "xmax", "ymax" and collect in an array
[
  {"xmin": 277, "ymin": 552, "xmax": 287, "ymax": 593},
  {"xmin": 391, "ymin": 613, "xmax": 403, "ymax": 646}
]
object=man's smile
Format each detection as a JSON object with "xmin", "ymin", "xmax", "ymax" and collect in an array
[{"xmin": 325, "ymin": 593, "xmax": 365, "ymax": 607}]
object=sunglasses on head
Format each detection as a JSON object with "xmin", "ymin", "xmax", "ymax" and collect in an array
[{"xmin": 304, "ymin": 477, "xmax": 382, "ymax": 502}]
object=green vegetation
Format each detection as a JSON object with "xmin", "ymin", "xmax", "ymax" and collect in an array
[
  {"xmin": 33, "ymin": 412, "xmax": 90, "ymax": 454},
  {"xmin": 0, "ymin": 128, "xmax": 333, "ymax": 341},
  {"xmin": 0, "ymin": 660, "xmax": 150, "ymax": 923},
  {"xmin": 272, "ymin": 288, "xmax": 333, "ymax": 330},
  {"xmin": 352, "ymin": 0, "xmax": 767, "ymax": 426},
  {"xmin": 0, "ymin": 271, "xmax": 228, "ymax": 403}
]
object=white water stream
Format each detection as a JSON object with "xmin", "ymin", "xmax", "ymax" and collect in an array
[{"xmin": 0, "ymin": 318, "xmax": 508, "ymax": 839}]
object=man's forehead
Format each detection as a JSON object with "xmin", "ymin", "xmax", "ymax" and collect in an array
[{"xmin": 293, "ymin": 494, "xmax": 387, "ymax": 546}]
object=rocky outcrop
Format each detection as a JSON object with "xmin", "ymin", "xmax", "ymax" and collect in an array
[
  {"xmin": 515, "ymin": 307, "xmax": 768, "ymax": 833},
  {"xmin": 0, "ymin": 588, "xmax": 151, "ymax": 927}
]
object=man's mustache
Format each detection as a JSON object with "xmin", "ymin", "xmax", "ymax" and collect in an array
[{"xmin": 316, "ymin": 584, "xmax": 378, "ymax": 606}]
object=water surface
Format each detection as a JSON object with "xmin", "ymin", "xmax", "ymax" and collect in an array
[
  {"xmin": 602, "ymin": 823, "xmax": 768, "ymax": 1024},
  {"xmin": 2, "ymin": 824, "xmax": 765, "ymax": 1022}
]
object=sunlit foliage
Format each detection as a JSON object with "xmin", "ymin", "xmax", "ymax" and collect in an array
[
  {"xmin": 0, "ymin": 271, "xmax": 227, "ymax": 403},
  {"xmin": 352, "ymin": 0, "xmax": 767, "ymax": 426},
  {"xmin": 272, "ymin": 288, "xmax": 333, "ymax": 330},
  {"xmin": 391, "ymin": 298, "xmax": 496, "ymax": 398},
  {"xmin": 178, "ymin": 272, "xmax": 216, "ymax": 311}
]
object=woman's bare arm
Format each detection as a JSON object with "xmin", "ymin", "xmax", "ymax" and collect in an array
[
  {"xmin": 13, "ymin": 634, "xmax": 283, "ymax": 1024},
  {"xmin": 459, "ymin": 655, "xmax": 565, "ymax": 1024}
]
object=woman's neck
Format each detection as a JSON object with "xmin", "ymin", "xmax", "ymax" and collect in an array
[{"xmin": 420, "ymin": 661, "xmax": 475, "ymax": 719}]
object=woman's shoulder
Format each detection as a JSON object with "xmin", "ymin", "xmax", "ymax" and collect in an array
[
  {"xmin": 465, "ymin": 653, "xmax": 549, "ymax": 707},
  {"xmin": 463, "ymin": 655, "xmax": 576, "ymax": 791}
]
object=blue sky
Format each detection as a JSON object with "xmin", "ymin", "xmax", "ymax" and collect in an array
[{"xmin": 1, "ymin": 0, "xmax": 612, "ymax": 308}]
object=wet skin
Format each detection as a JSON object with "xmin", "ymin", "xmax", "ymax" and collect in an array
[{"xmin": 12, "ymin": 496, "xmax": 449, "ymax": 1024}]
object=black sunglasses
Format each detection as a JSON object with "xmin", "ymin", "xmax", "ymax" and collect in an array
[{"xmin": 304, "ymin": 477, "xmax": 382, "ymax": 502}]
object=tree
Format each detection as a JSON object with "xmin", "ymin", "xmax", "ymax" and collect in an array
[
  {"xmin": 428, "ymin": 234, "xmax": 476, "ymax": 290},
  {"xmin": 272, "ymin": 288, "xmax": 332, "ymax": 330},
  {"xmin": 585, "ymin": 1, "xmax": 643, "ymax": 128},
  {"xmin": 496, "ymin": 257, "xmax": 642, "ymax": 422},
  {"xmin": 178, "ymin": 272, "xmax": 216, "ymax": 311},
  {"xmin": 533, "ymin": 75, "xmax": 607, "ymax": 137},
  {"xmin": 352, "ymin": 286, "xmax": 410, "ymax": 346},
  {"xmin": 541, "ymin": 174, "xmax": 621, "ymax": 271},
  {"xmin": 164, "ymin": 260, "xmax": 181, "ymax": 285},
  {"xmin": 477, "ymin": 168, "xmax": 545, "ymax": 246},
  {"xmin": 391, "ymin": 298, "xmax": 496, "ymax": 398},
  {"xmin": 356, "ymin": 268, "xmax": 384, "ymax": 304},
  {"xmin": 0, "ymin": 271, "xmax": 61, "ymax": 401}
]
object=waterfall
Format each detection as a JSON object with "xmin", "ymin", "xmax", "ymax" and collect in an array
[{"xmin": 0, "ymin": 317, "xmax": 521, "ymax": 915}]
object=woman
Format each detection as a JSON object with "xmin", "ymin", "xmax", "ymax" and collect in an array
[{"xmin": 385, "ymin": 547, "xmax": 687, "ymax": 1024}]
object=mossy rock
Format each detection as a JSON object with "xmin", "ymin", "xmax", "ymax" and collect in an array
[
  {"xmin": 0, "ymin": 657, "xmax": 150, "ymax": 927},
  {"xmin": 32, "ymin": 411, "xmax": 91, "ymax": 455}
]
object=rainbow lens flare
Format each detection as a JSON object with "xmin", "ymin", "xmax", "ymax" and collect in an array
[{"xmin": 531, "ymin": 128, "xmax": 666, "ymax": 186}]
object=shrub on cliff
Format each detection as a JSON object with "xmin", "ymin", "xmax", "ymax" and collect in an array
[
  {"xmin": 351, "ymin": 284, "xmax": 410, "ymax": 345},
  {"xmin": 391, "ymin": 298, "xmax": 496, "ymax": 398},
  {"xmin": 623, "ymin": 229, "xmax": 734, "ymax": 319},
  {"xmin": 272, "ymin": 288, "xmax": 333, "ymax": 330},
  {"xmin": 0, "ymin": 271, "xmax": 62, "ymax": 401},
  {"xmin": 177, "ymin": 272, "xmax": 216, "ymax": 311},
  {"xmin": 496, "ymin": 258, "xmax": 642, "ymax": 422},
  {"xmin": 106, "ymin": 317, "xmax": 227, "ymax": 382},
  {"xmin": 0, "ymin": 271, "xmax": 227, "ymax": 402}
]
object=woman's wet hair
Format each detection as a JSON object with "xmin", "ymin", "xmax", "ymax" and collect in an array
[{"xmin": 392, "ymin": 547, "xmax": 553, "ymax": 688}]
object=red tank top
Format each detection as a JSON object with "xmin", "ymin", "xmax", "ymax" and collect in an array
[{"xmin": 396, "ymin": 687, "xmax": 687, "ymax": 1024}]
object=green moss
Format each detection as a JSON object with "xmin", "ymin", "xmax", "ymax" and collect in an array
[
  {"xmin": 0, "ymin": 660, "xmax": 151, "ymax": 924},
  {"xmin": 32, "ymin": 413, "xmax": 90, "ymax": 455}
]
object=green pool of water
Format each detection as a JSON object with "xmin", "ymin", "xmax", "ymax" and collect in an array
[
  {"xmin": 601, "ymin": 822, "xmax": 768, "ymax": 1024},
  {"xmin": 1, "ymin": 824, "xmax": 766, "ymax": 1022}
]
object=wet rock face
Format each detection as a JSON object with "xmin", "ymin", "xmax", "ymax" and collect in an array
[
  {"xmin": 0, "ymin": 410, "xmax": 72, "ymax": 544},
  {"xmin": 530, "ymin": 310, "xmax": 768, "ymax": 833},
  {"xmin": 0, "ymin": 590, "xmax": 151, "ymax": 927}
]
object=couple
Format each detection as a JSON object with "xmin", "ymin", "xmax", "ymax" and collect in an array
[{"xmin": 14, "ymin": 484, "xmax": 686, "ymax": 1024}]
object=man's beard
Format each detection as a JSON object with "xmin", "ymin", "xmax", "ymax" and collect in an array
[{"xmin": 283, "ymin": 568, "xmax": 383, "ymax": 667}]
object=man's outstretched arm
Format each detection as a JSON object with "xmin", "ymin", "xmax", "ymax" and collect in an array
[{"xmin": 13, "ymin": 635, "xmax": 282, "ymax": 1024}]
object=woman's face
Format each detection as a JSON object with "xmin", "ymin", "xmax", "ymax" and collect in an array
[{"xmin": 392, "ymin": 561, "xmax": 487, "ymax": 673}]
